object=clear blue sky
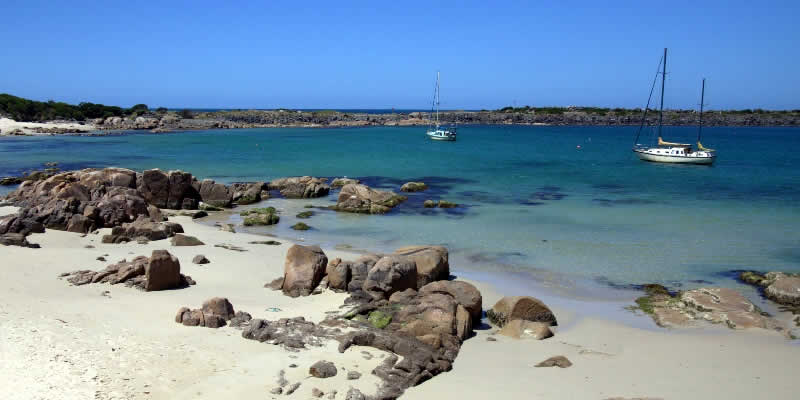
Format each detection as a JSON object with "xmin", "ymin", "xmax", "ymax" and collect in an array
[{"xmin": 1, "ymin": 1, "xmax": 797, "ymax": 110}]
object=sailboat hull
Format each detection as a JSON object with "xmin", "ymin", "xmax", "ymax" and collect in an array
[
  {"xmin": 634, "ymin": 148, "xmax": 715, "ymax": 165},
  {"xmin": 427, "ymin": 130, "xmax": 456, "ymax": 141}
]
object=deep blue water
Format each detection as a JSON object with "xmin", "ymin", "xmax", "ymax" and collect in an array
[{"xmin": 2, "ymin": 125, "xmax": 799, "ymax": 298}]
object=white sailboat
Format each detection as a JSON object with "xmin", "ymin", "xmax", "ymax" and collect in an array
[
  {"xmin": 426, "ymin": 71, "xmax": 457, "ymax": 141},
  {"xmin": 633, "ymin": 48, "xmax": 716, "ymax": 165}
]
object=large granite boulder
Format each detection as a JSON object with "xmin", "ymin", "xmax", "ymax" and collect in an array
[
  {"xmin": 363, "ymin": 255, "xmax": 418, "ymax": 300},
  {"xmin": 283, "ymin": 244, "xmax": 328, "ymax": 297},
  {"xmin": 145, "ymin": 250, "xmax": 182, "ymax": 291},
  {"xmin": 137, "ymin": 169, "xmax": 199, "ymax": 210},
  {"xmin": 394, "ymin": 245, "xmax": 449, "ymax": 288},
  {"xmin": 102, "ymin": 215, "xmax": 183, "ymax": 243},
  {"xmin": 176, "ymin": 298, "xmax": 250, "ymax": 329},
  {"xmin": 325, "ymin": 258, "xmax": 350, "ymax": 291},
  {"xmin": 268, "ymin": 176, "xmax": 330, "ymax": 199},
  {"xmin": 230, "ymin": 182, "xmax": 266, "ymax": 205},
  {"xmin": 419, "ymin": 280, "xmax": 482, "ymax": 322},
  {"xmin": 332, "ymin": 184, "xmax": 407, "ymax": 214},
  {"xmin": 197, "ymin": 179, "xmax": 233, "ymax": 208},
  {"xmin": 487, "ymin": 296, "xmax": 557, "ymax": 327}
]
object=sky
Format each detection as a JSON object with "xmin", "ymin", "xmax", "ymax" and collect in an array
[{"xmin": 1, "ymin": 1, "xmax": 798, "ymax": 110}]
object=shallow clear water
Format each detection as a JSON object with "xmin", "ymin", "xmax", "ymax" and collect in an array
[{"xmin": 2, "ymin": 125, "xmax": 799, "ymax": 299}]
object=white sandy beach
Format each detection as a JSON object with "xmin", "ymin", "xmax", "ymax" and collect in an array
[
  {"xmin": 1, "ymin": 206, "xmax": 798, "ymax": 400},
  {"xmin": 0, "ymin": 118, "xmax": 96, "ymax": 136}
]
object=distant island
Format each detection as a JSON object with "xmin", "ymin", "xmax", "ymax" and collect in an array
[{"xmin": 1, "ymin": 93, "xmax": 798, "ymax": 135}]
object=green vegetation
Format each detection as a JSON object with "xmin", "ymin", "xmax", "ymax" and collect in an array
[
  {"xmin": 240, "ymin": 207, "xmax": 276, "ymax": 216},
  {"xmin": 296, "ymin": 211, "xmax": 314, "ymax": 219},
  {"xmin": 0, "ymin": 93, "xmax": 126, "ymax": 122},
  {"xmin": 367, "ymin": 311, "xmax": 392, "ymax": 329}
]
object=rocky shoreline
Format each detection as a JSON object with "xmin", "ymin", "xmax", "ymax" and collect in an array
[
  {"xmin": 2, "ymin": 166, "xmax": 800, "ymax": 398},
  {"xmin": 2, "ymin": 108, "xmax": 799, "ymax": 136}
]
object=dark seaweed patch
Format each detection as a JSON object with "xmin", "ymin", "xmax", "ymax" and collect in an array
[{"xmin": 592, "ymin": 198, "xmax": 657, "ymax": 206}]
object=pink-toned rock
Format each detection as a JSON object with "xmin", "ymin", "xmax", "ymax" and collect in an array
[
  {"xmin": 394, "ymin": 245, "xmax": 449, "ymax": 288},
  {"xmin": 419, "ymin": 280, "xmax": 482, "ymax": 322}
]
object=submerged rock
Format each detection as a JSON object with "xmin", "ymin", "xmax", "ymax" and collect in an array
[
  {"xmin": 331, "ymin": 177, "xmax": 360, "ymax": 188},
  {"xmin": 241, "ymin": 207, "xmax": 279, "ymax": 226},
  {"xmin": 400, "ymin": 182, "xmax": 428, "ymax": 192},
  {"xmin": 332, "ymin": 184, "xmax": 407, "ymax": 214},
  {"xmin": 633, "ymin": 286, "xmax": 782, "ymax": 331},
  {"xmin": 739, "ymin": 271, "xmax": 800, "ymax": 306}
]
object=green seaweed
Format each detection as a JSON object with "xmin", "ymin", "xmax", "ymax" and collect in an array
[
  {"xmin": 296, "ymin": 211, "xmax": 314, "ymax": 219},
  {"xmin": 367, "ymin": 311, "xmax": 392, "ymax": 329},
  {"xmin": 291, "ymin": 222, "xmax": 310, "ymax": 231}
]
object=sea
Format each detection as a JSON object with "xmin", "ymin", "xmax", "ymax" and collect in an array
[{"xmin": 2, "ymin": 125, "xmax": 799, "ymax": 319}]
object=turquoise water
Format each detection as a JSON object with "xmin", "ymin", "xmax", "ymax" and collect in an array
[{"xmin": 2, "ymin": 125, "xmax": 799, "ymax": 299}]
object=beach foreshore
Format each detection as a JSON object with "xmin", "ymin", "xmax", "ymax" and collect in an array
[{"xmin": 1, "ymin": 205, "xmax": 798, "ymax": 400}]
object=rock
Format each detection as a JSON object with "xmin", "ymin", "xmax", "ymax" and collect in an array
[
  {"xmin": 498, "ymin": 320, "xmax": 554, "ymax": 340},
  {"xmin": 637, "ymin": 286, "xmax": 780, "ymax": 331},
  {"xmin": 265, "ymin": 277, "xmax": 284, "ymax": 290},
  {"xmin": 394, "ymin": 245, "xmax": 449, "ymax": 288},
  {"xmin": 269, "ymin": 176, "xmax": 330, "ymax": 198},
  {"xmin": 312, "ymin": 388, "xmax": 324, "ymax": 398},
  {"xmin": 219, "ymin": 223, "xmax": 236, "ymax": 233},
  {"xmin": 0, "ymin": 177, "xmax": 23, "ymax": 185},
  {"xmin": 250, "ymin": 240, "xmax": 281, "ymax": 245},
  {"xmin": 437, "ymin": 200, "xmax": 458, "ymax": 208},
  {"xmin": 170, "ymin": 233, "xmax": 204, "ymax": 246},
  {"xmin": 101, "ymin": 215, "xmax": 183, "ymax": 243},
  {"xmin": 309, "ymin": 360, "xmax": 337, "ymax": 378},
  {"xmin": 283, "ymin": 245, "xmax": 328, "ymax": 297},
  {"xmin": 400, "ymin": 182, "xmax": 428, "ymax": 192},
  {"xmin": 333, "ymin": 184, "xmax": 407, "ymax": 214},
  {"xmin": 423, "ymin": 200, "xmax": 436, "ymax": 208},
  {"xmin": 269, "ymin": 387, "xmax": 282, "ymax": 395},
  {"xmin": 388, "ymin": 288, "xmax": 417, "ymax": 304},
  {"xmin": 241, "ymin": 207, "xmax": 279, "ymax": 226},
  {"xmin": 231, "ymin": 182, "xmax": 264, "ymax": 205},
  {"xmin": 535, "ymin": 355, "xmax": 572, "ymax": 368},
  {"xmin": 177, "ymin": 298, "xmax": 243, "ymax": 329},
  {"xmin": 147, "ymin": 205, "xmax": 164, "ymax": 222},
  {"xmin": 198, "ymin": 179, "xmax": 232, "ymax": 208},
  {"xmin": 326, "ymin": 260, "xmax": 351, "ymax": 291},
  {"xmin": 62, "ymin": 251, "xmax": 192, "ymax": 291},
  {"xmin": 291, "ymin": 222, "xmax": 311, "ymax": 230},
  {"xmin": 331, "ymin": 177, "xmax": 359, "ymax": 188},
  {"xmin": 764, "ymin": 274, "xmax": 800, "ymax": 306},
  {"xmin": 192, "ymin": 255, "xmax": 210, "ymax": 264},
  {"xmin": 0, "ymin": 233, "xmax": 40, "ymax": 248},
  {"xmin": 202, "ymin": 297, "xmax": 235, "ymax": 320},
  {"xmin": 419, "ymin": 280, "xmax": 482, "ymax": 322},
  {"xmin": 285, "ymin": 382, "xmax": 301, "ymax": 395},
  {"xmin": 487, "ymin": 296, "xmax": 557, "ymax": 327},
  {"xmin": 145, "ymin": 250, "xmax": 182, "ymax": 291},
  {"xmin": 363, "ymin": 255, "xmax": 417, "ymax": 300},
  {"xmin": 296, "ymin": 211, "xmax": 314, "ymax": 219},
  {"xmin": 347, "ymin": 371, "xmax": 362, "ymax": 380},
  {"xmin": 345, "ymin": 388, "xmax": 366, "ymax": 400}
]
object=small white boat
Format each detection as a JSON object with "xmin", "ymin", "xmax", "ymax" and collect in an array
[
  {"xmin": 632, "ymin": 49, "xmax": 716, "ymax": 165},
  {"xmin": 426, "ymin": 71, "xmax": 457, "ymax": 141}
]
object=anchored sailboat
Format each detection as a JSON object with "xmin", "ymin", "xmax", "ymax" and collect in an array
[
  {"xmin": 426, "ymin": 72, "xmax": 457, "ymax": 141},
  {"xmin": 633, "ymin": 48, "xmax": 716, "ymax": 165}
]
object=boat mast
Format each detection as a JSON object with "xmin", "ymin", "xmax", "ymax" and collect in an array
[
  {"xmin": 698, "ymin": 78, "xmax": 705, "ymax": 144},
  {"xmin": 657, "ymin": 48, "xmax": 667, "ymax": 140},
  {"xmin": 436, "ymin": 71, "xmax": 440, "ymax": 128}
]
